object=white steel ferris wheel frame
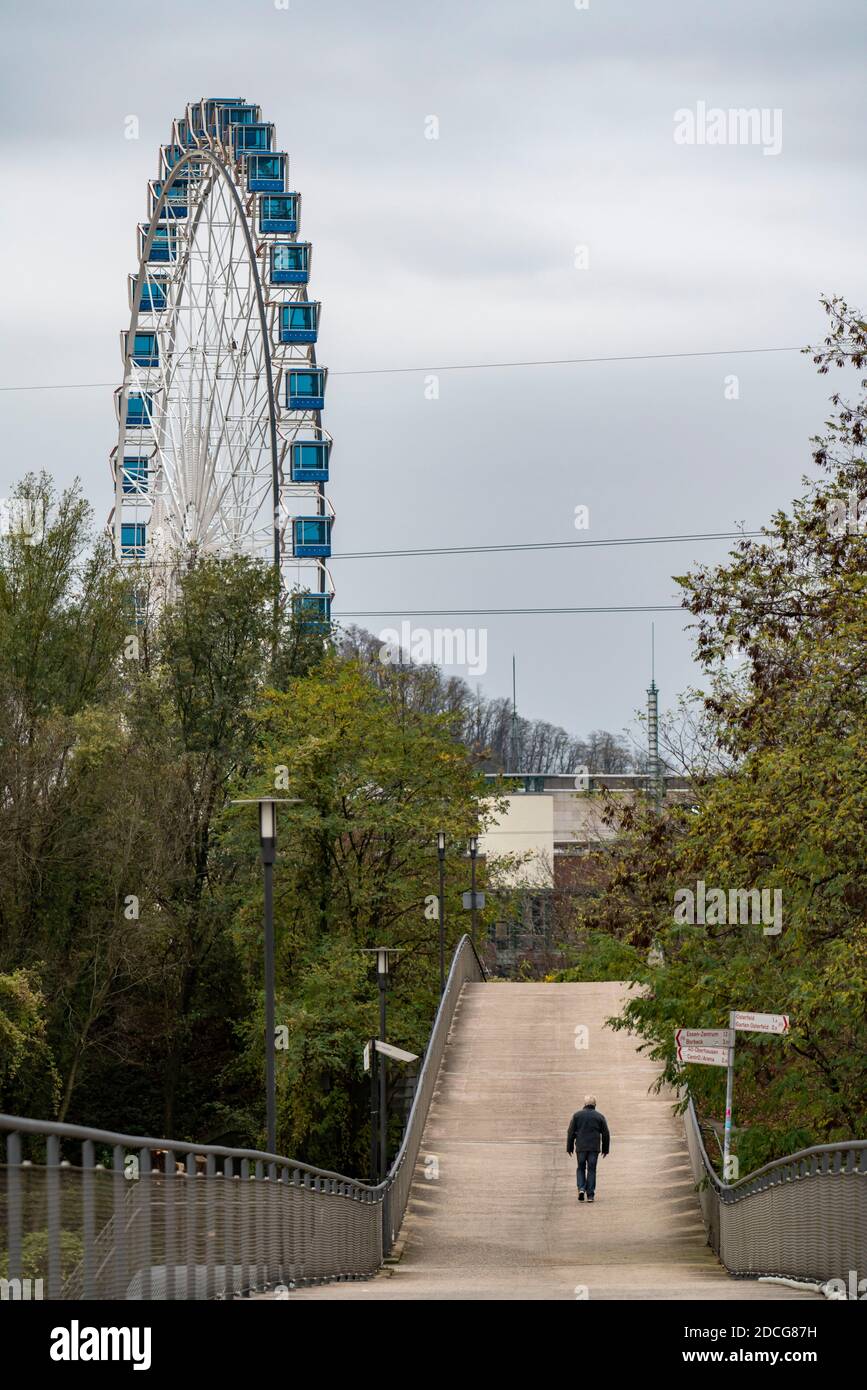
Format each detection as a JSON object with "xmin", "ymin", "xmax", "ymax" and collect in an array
[{"xmin": 111, "ymin": 101, "xmax": 333, "ymax": 607}]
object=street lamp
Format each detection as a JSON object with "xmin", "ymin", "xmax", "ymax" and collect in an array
[
  {"xmin": 259, "ymin": 800, "xmax": 277, "ymax": 1158},
  {"xmin": 362, "ymin": 945, "xmax": 400, "ymax": 1182},
  {"xmin": 468, "ymin": 835, "xmax": 479, "ymax": 945},
  {"xmin": 231, "ymin": 797, "xmax": 300, "ymax": 1156},
  {"xmin": 377, "ymin": 947, "xmax": 389, "ymax": 1182},
  {"xmin": 437, "ymin": 831, "xmax": 446, "ymax": 995}
]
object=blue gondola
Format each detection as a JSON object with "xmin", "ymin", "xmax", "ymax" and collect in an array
[
  {"xmin": 292, "ymin": 516, "xmax": 332, "ymax": 557},
  {"xmin": 121, "ymin": 458, "xmax": 150, "ymax": 494},
  {"xmin": 270, "ymin": 242, "xmax": 310, "ymax": 285},
  {"xmin": 218, "ymin": 103, "xmax": 260, "ymax": 138},
  {"xmin": 173, "ymin": 118, "xmax": 197, "ymax": 149},
  {"xmin": 203, "ymin": 97, "xmax": 244, "ymax": 135},
  {"xmin": 247, "ymin": 153, "xmax": 286, "ymax": 192},
  {"xmin": 293, "ymin": 592, "xmax": 332, "ymax": 629},
  {"xmin": 140, "ymin": 224, "xmax": 177, "ymax": 263},
  {"xmin": 134, "ymin": 276, "xmax": 168, "ymax": 312},
  {"xmin": 161, "ymin": 143, "xmax": 185, "ymax": 170},
  {"xmin": 160, "ymin": 144, "xmax": 202, "ymax": 178},
  {"xmin": 232, "ymin": 122, "xmax": 274, "ymax": 154},
  {"xmin": 286, "ymin": 368, "xmax": 326, "ymax": 411},
  {"xmin": 279, "ymin": 302, "xmax": 319, "ymax": 344},
  {"xmin": 289, "ymin": 439, "xmax": 330, "ymax": 482},
  {"xmin": 120, "ymin": 522, "xmax": 147, "ymax": 557},
  {"xmin": 126, "ymin": 331, "xmax": 159, "ymax": 367},
  {"xmin": 187, "ymin": 103, "xmax": 207, "ymax": 140},
  {"xmin": 151, "ymin": 179, "xmax": 189, "ymax": 219},
  {"xmin": 259, "ymin": 193, "xmax": 299, "ymax": 234},
  {"xmin": 124, "ymin": 393, "xmax": 155, "ymax": 429}
]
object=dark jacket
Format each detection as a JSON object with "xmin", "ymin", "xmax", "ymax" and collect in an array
[{"xmin": 567, "ymin": 1104, "xmax": 610, "ymax": 1156}]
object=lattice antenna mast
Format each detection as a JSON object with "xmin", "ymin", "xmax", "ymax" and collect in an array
[{"xmin": 647, "ymin": 623, "xmax": 662, "ymax": 809}]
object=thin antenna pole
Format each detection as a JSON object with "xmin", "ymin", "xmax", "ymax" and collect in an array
[
  {"xmin": 511, "ymin": 654, "xmax": 518, "ymax": 772},
  {"xmin": 647, "ymin": 627, "xmax": 661, "ymax": 810}
]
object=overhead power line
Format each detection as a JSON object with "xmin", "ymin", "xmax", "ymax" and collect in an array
[
  {"xmin": 0, "ymin": 344, "xmax": 802, "ymax": 393},
  {"xmin": 331, "ymin": 345, "xmax": 801, "ymax": 378},
  {"xmin": 332, "ymin": 530, "xmax": 762, "ymax": 561},
  {"xmin": 335, "ymin": 605, "xmax": 684, "ymax": 617}
]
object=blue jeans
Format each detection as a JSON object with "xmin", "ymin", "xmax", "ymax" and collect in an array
[{"xmin": 576, "ymin": 1150, "xmax": 599, "ymax": 1197}]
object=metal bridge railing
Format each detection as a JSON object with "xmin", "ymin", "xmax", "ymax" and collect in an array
[
  {"xmin": 684, "ymin": 1096, "xmax": 867, "ymax": 1284},
  {"xmin": 1, "ymin": 1122, "xmax": 383, "ymax": 1300},
  {"xmin": 0, "ymin": 935, "xmax": 485, "ymax": 1300},
  {"xmin": 383, "ymin": 935, "xmax": 486, "ymax": 1252}
]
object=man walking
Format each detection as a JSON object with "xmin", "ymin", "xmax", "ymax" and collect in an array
[{"xmin": 566, "ymin": 1094, "xmax": 610, "ymax": 1203}]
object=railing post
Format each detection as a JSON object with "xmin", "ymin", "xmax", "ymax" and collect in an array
[
  {"xmin": 205, "ymin": 1155, "xmax": 216, "ymax": 1300},
  {"xmin": 267, "ymin": 1161, "xmax": 278, "ymax": 1285},
  {"xmin": 6, "ymin": 1132, "xmax": 22, "ymax": 1284},
  {"xmin": 139, "ymin": 1148, "xmax": 152, "ymax": 1301},
  {"xmin": 164, "ymin": 1149, "xmax": 176, "ymax": 1300},
  {"xmin": 112, "ymin": 1145, "xmax": 127, "ymax": 1300},
  {"xmin": 223, "ymin": 1157, "xmax": 235, "ymax": 1298},
  {"xmin": 185, "ymin": 1152, "xmax": 197, "ymax": 1299},
  {"xmin": 240, "ymin": 1159, "xmax": 252, "ymax": 1293},
  {"xmin": 82, "ymin": 1139, "xmax": 96, "ymax": 1299},
  {"xmin": 255, "ymin": 1159, "xmax": 265, "ymax": 1292},
  {"xmin": 46, "ymin": 1134, "xmax": 62, "ymax": 1300},
  {"xmin": 280, "ymin": 1164, "xmax": 291, "ymax": 1286}
]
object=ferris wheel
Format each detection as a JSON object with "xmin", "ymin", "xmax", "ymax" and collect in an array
[{"xmin": 110, "ymin": 97, "xmax": 333, "ymax": 625}]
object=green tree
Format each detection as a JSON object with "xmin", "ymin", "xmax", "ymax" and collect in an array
[
  {"xmin": 225, "ymin": 656, "xmax": 495, "ymax": 1171},
  {"xmin": 554, "ymin": 299, "xmax": 867, "ymax": 1172}
]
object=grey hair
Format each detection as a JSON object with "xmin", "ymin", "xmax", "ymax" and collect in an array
[{"xmin": 584, "ymin": 1094, "xmax": 596, "ymax": 1106}]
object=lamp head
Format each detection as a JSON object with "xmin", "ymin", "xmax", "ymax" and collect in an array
[{"xmin": 258, "ymin": 798, "xmax": 276, "ymax": 864}]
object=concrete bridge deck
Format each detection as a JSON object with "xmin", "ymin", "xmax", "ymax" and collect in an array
[{"xmin": 291, "ymin": 983, "xmax": 818, "ymax": 1300}]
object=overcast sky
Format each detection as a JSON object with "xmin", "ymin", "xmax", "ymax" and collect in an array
[{"xmin": 1, "ymin": 0, "xmax": 865, "ymax": 749}]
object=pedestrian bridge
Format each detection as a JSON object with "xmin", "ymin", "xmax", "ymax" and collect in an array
[
  {"xmin": 290, "ymin": 980, "xmax": 822, "ymax": 1301},
  {"xmin": 2, "ymin": 940, "xmax": 863, "ymax": 1300}
]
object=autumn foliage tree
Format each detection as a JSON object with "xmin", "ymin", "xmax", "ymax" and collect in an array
[{"xmin": 556, "ymin": 298, "xmax": 867, "ymax": 1171}]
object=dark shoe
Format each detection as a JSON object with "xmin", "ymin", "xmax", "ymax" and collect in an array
[
  {"xmin": 587, "ymin": 1195, "xmax": 595, "ymax": 1203},
  {"xmin": 578, "ymin": 1191, "xmax": 585, "ymax": 1202}
]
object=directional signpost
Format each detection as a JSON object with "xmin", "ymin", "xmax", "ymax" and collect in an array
[
  {"xmin": 363, "ymin": 1035, "xmax": 420, "ymax": 1182},
  {"xmin": 676, "ymin": 1043, "xmax": 730, "ymax": 1067},
  {"xmin": 676, "ymin": 1013, "xmax": 792, "ymax": 1182},
  {"xmin": 364, "ymin": 1039, "xmax": 419, "ymax": 1067},
  {"xmin": 676, "ymin": 1029, "xmax": 735, "ymax": 1050},
  {"xmin": 733, "ymin": 1011, "xmax": 790, "ymax": 1036},
  {"xmin": 675, "ymin": 1029, "xmax": 732, "ymax": 1068},
  {"xmin": 675, "ymin": 1028, "xmax": 733, "ymax": 1067}
]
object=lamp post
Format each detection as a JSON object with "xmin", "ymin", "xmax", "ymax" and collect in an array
[
  {"xmin": 231, "ymin": 797, "xmax": 300, "ymax": 1156},
  {"xmin": 377, "ymin": 947, "xmax": 389, "ymax": 1182},
  {"xmin": 260, "ymin": 799, "xmax": 278, "ymax": 1157},
  {"xmin": 437, "ymin": 831, "xmax": 446, "ymax": 995},
  {"xmin": 468, "ymin": 835, "xmax": 479, "ymax": 945},
  {"xmin": 368, "ymin": 1036, "xmax": 378, "ymax": 1184}
]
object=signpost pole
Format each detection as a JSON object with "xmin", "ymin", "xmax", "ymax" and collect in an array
[
  {"xmin": 368, "ymin": 1038, "xmax": 378, "ymax": 1183},
  {"xmin": 723, "ymin": 1009, "xmax": 735, "ymax": 1181}
]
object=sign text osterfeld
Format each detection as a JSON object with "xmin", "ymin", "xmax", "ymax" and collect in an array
[{"xmin": 733, "ymin": 1011, "xmax": 790, "ymax": 1035}]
